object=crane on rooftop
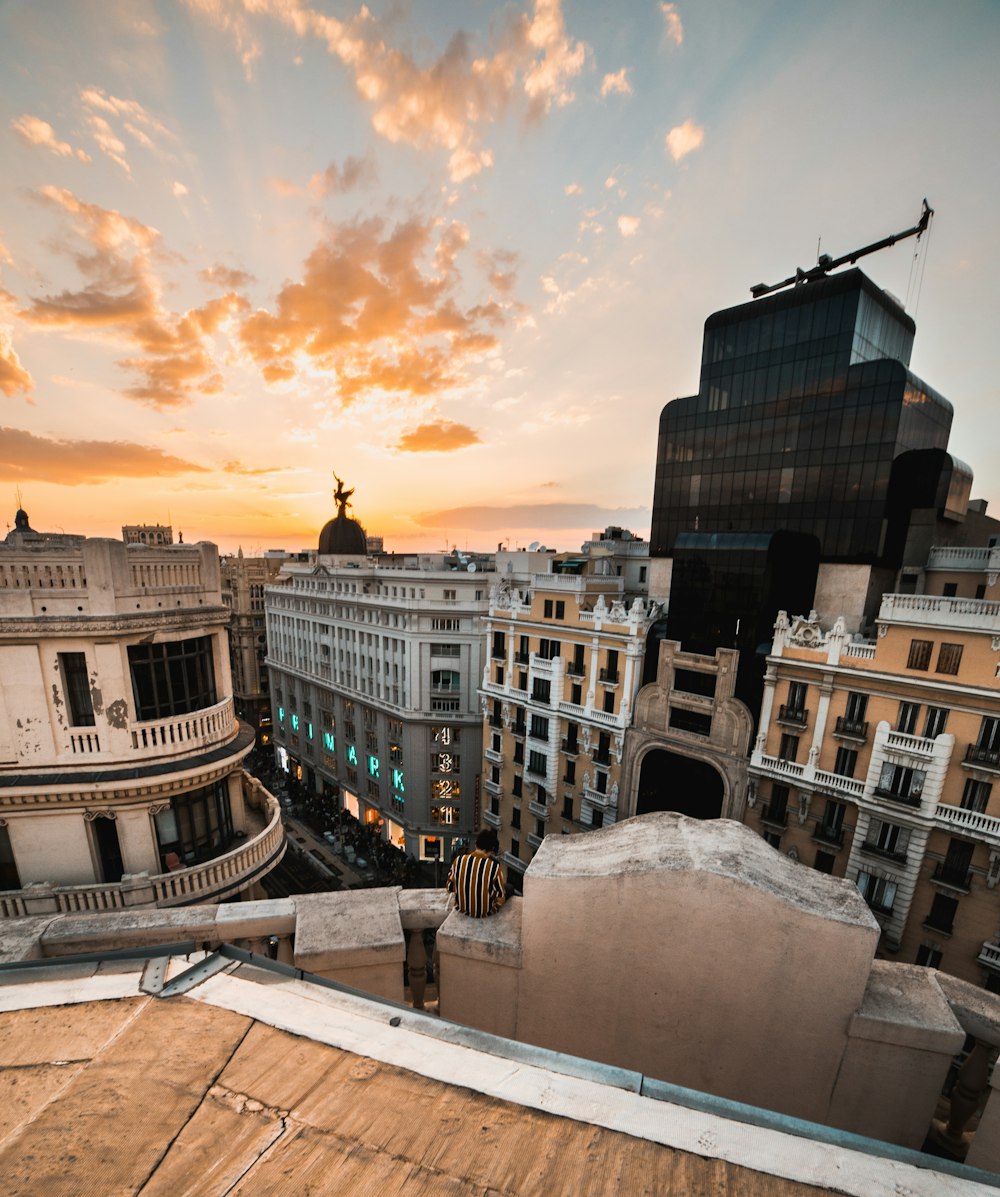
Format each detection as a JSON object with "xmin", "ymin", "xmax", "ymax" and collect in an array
[{"xmin": 750, "ymin": 199, "xmax": 934, "ymax": 299}]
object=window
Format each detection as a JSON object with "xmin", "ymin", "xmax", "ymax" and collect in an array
[
  {"xmin": 936, "ymin": 643, "xmax": 963, "ymax": 675},
  {"xmin": 492, "ymin": 631, "xmax": 506, "ymax": 659},
  {"xmin": 975, "ymin": 717, "xmax": 1000, "ymax": 754},
  {"xmin": 906, "ymin": 640, "xmax": 933, "ymax": 671},
  {"xmin": 603, "ymin": 690, "xmax": 615, "ymax": 713},
  {"xmin": 555, "ymin": 601, "xmax": 565, "ymax": 620},
  {"xmin": 856, "ymin": 871, "xmax": 896, "ymax": 914},
  {"xmin": 59, "ymin": 652, "xmax": 95, "ymax": 727},
  {"xmin": 833, "ymin": 747, "xmax": 857, "ymax": 778},
  {"xmin": 568, "ymin": 645, "xmax": 585, "ymax": 676},
  {"xmin": 922, "ymin": 707, "xmax": 949, "ymax": 739},
  {"xmin": 763, "ymin": 831, "xmax": 781, "ymax": 849},
  {"xmin": 896, "ymin": 701, "xmax": 919, "ymax": 734},
  {"xmin": 532, "ymin": 678, "xmax": 551, "ymax": 703},
  {"xmin": 495, "ymin": 664, "xmax": 505, "ymax": 686},
  {"xmin": 814, "ymin": 851, "xmax": 835, "ymax": 875},
  {"xmin": 562, "ymin": 795, "xmax": 574, "ymax": 820},
  {"xmin": 431, "ymin": 670, "xmax": 460, "ymax": 692},
  {"xmin": 0, "ymin": 824, "xmax": 20, "ymax": 890},
  {"xmin": 431, "ymin": 643, "xmax": 461, "ymax": 657},
  {"xmin": 765, "ymin": 784, "xmax": 789, "ymax": 824},
  {"xmin": 961, "ymin": 779, "xmax": 992, "ymax": 813},
  {"xmin": 443, "ymin": 589, "xmax": 457, "ymax": 601},
  {"xmin": 818, "ymin": 799, "xmax": 845, "ymax": 843},
  {"xmin": 778, "ymin": 734, "xmax": 799, "ymax": 762},
  {"xmin": 594, "ymin": 770, "xmax": 608, "ymax": 795},
  {"xmin": 595, "ymin": 732, "xmax": 611, "ymax": 764},
  {"xmin": 536, "ymin": 819, "xmax": 546, "ymax": 839},
  {"xmin": 845, "ymin": 692, "xmax": 868, "ymax": 723},
  {"xmin": 924, "ymin": 893, "xmax": 958, "ymax": 934},
  {"xmin": 571, "ymin": 683, "xmax": 582, "ymax": 706},
  {"xmin": 864, "ymin": 818, "xmax": 910, "ymax": 860},
  {"xmin": 915, "ymin": 945, "xmax": 942, "ymax": 968},
  {"xmin": 563, "ymin": 759, "xmax": 576, "ymax": 784},
  {"xmin": 510, "ymin": 838, "xmax": 520, "ymax": 859},
  {"xmin": 538, "ymin": 638, "xmax": 561, "ymax": 661},
  {"xmin": 512, "ymin": 774, "xmax": 523, "ymax": 798},
  {"xmin": 154, "ymin": 781, "xmax": 233, "ymax": 868},
  {"xmin": 786, "ymin": 681, "xmax": 807, "ymax": 715},
  {"xmin": 543, "ymin": 599, "xmax": 553, "ymax": 618},
  {"xmin": 528, "ymin": 750, "xmax": 547, "ymax": 776},
  {"xmin": 529, "ymin": 715, "xmax": 549, "ymax": 740},
  {"xmin": 510, "ymin": 807, "xmax": 521, "ymax": 830},
  {"xmin": 128, "ymin": 635, "xmax": 217, "ymax": 720},
  {"xmin": 937, "ymin": 838, "xmax": 974, "ymax": 888},
  {"xmin": 877, "ymin": 763, "xmax": 925, "ymax": 804},
  {"xmin": 942, "ymin": 583, "xmax": 958, "ymax": 597}
]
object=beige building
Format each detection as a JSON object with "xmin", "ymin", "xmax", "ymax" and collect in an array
[
  {"xmin": 0, "ymin": 515, "xmax": 284, "ymax": 913},
  {"xmin": 221, "ymin": 548, "xmax": 282, "ymax": 737},
  {"xmin": 121, "ymin": 523, "xmax": 174, "ymax": 546},
  {"xmin": 747, "ymin": 542, "xmax": 1000, "ymax": 986},
  {"xmin": 480, "ymin": 557, "xmax": 656, "ymax": 883}
]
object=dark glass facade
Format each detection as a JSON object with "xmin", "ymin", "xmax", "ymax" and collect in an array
[{"xmin": 651, "ymin": 269, "xmax": 954, "ymax": 565}]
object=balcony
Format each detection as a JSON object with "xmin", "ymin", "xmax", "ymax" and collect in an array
[
  {"xmin": 526, "ymin": 761, "xmax": 547, "ymax": 779},
  {"xmin": 0, "ymin": 776, "xmax": 285, "ymax": 918},
  {"xmin": 978, "ymin": 941, "xmax": 1000, "ymax": 971},
  {"xmin": 930, "ymin": 863, "xmax": 971, "ymax": 894},
  {"xmin": 878, "ymin": 591, "xmax": 1000, "ymax": 633},
  {"xmin": 965, "ymin": 744, "xmax": 1000, "ymax": 771},
  {"xmin": 566, "ymin": 660, "xmax": 585, "ymax": 677},
  {"xmin": 860, "ymin": 841, "xmax": 908, "ymax": 865},
  {"xmin": 873, "ymin": 786, "xmax": 922, "ymax": 809},
  {"xmin": 812, "ymin": 769, "xmax": 864, "ymax": 800},
  {"xmin": 583, "ymin": 781, "xmax": 612, "ymax": 808},
  {"xmin": 482, "ymin": 809, "xmax": 501, "ymax": 829},
  {"xmin": 527, "ymin": 832, "xmax": 544, "ymax": 850},
  {"xmin": 759, "ymin": 804, "xmax": 788, "ymax": 830},
  {"xmin": 811, "ymin": 823, "xmax": 845, "ymax": 849},
  {"xmin": 514, "ymin": 652, "xmax": 530, "ymax": 665},
  {"xmin": 777, "ymin": 705, "xmax": 809, "ymax": 728},
  {"xmin": 483, "ymin": 777, "xmax": 502, "ymax": 796},
  {"xmin": 834, "ymin": 716, "xmax": 869, "ymax": 742},
  {"xmin": 511, "ymin": 723, "xmax": 527, "ymax": 739},
  {"xmin": 935, "ymin": 801, "xmax": 1000, "ymax": 849},
  {"xmin": 484, "ymin": 746, "xmax": 503, "ymax": 765},
  {"xmin": 528, "ymin": 727, "xmax": 548, "ymax": 743},
  {"xmin": 130, "ymin": 696, "xmax": 236, "ymax": 756},
  {"xmin": 561, "ymin": 738, "xmax": 580, "ymax": 756},
  {"xmin": 592, "ymin": 750, "xmax": 611, "ymax": 767},
  {"xmin": 753, "ymin": 754, "xmax": 806, "ymax": 782},
  {"xmin": 598, "ymin": 669, "xmax": 619, "ymax": 685},
  {"xmin": 884, "ymin": 730, "xmax": 935, "ymax": 761},
  {"xmin": 487, "ymin": 714, "xmax": 502, "ymax": 729},
  {"xmin": 528, "ymin": 801, "xmax": 549, "ymax": 821}
]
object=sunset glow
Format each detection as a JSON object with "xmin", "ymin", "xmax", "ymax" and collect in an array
[{"xmin": 1, "ymin": 1, "xmax": 997, "ymax": 553}]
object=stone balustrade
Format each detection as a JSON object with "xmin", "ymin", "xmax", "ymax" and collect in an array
[
  {"xmin": 130, "ymin": 696, "xmax": 236, "ymax": 755},
  {"xmin": 0, "ymin": 788, "xmax": 284, "ymax": 918},
  {"xmin": 936, "ymin": 802, "xmax": 1000, "ymax": 850}
]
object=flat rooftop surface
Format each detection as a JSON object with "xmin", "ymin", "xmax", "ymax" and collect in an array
[
  {"xmin": 0, "ymin": 954, "xmax": 986, "ymax": 1196},
  {"xmin": 0, "ymin": 991, "xmax": 829, "ymax": 1197}
]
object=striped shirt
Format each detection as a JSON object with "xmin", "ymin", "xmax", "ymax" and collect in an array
[{"xmin": 447, "ymin": 849, "xmax": 506, "ymax": 918}]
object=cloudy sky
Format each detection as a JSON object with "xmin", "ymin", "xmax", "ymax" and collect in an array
[{"xmin": 1, "ymin": 1, "xmax": 997, "ymax": 553}]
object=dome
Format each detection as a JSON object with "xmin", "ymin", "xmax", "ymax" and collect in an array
[{"xmin": 318, "ymin": 509, "xmax": 367, "ymax": 555}]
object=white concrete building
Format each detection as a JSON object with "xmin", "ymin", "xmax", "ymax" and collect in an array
[
  {"xmin": 0, "ymin": 514, "xmax": 284, "ymax": 913},
  {"xmin": 266, "ymin": 546, "xmax": 493, "ymax": 864}
]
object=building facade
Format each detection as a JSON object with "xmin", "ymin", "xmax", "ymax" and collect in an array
[
  {"xmin": 221, "ymin": 549, "xmax": 282, "ymax": 739},
  {"xmin": 479, "ymin": 563, "xmax": 655, "ymax": 884},
  {"xmin": 747, "ymin": 542, "xmax": 1000, "ymax": 985},
  {"xmin": 0, "ymin": 521, "xmax": 284, "ymax": 914},
  {"xmin": 122, "ymin": 524, "xmax": 174, "ymax": 546},
  {"xmin": 266, "ymin": 555, "xmax": 491, "ymax": 863}
]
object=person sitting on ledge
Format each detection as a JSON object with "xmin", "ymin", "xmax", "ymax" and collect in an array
[{"xmin": 447, "ymin": 828, "xmax": 506, "ymax": 917}]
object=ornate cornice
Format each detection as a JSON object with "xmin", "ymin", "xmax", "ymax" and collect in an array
[{"xmin": 0, "ymin": 606, "xmax": 230, "ymax": 640}]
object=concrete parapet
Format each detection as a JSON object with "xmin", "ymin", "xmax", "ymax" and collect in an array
[
  {"xmin": 292, "ymin": 888, "xmax": 405, "ymax": 1001},
  {"xmin": 437, "ymin": 899, "xmax": 522, "ymax": 1038},
  {"xmin": 39, "ymin": 908, "xmax": 220, "ymax": 956},
  {"xmin": 828, "ymin": 962, "xmax": 965, "ymax": 1148}
]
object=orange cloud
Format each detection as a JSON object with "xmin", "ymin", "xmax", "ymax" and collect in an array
[
  {"xmin": 22, "ymin": 187, "xmax": 249, "ymax": 408},
  {"xmin": 415, "ymin": 502, "xmax": 650, "ymax": 531},
  {"xmin": 11, "ymin": 114, "xmax": 91, "ymax": 162},
  {"xmin": 0, "ymin": 426, "xmax": 208, "ymax": 484},
  {"xmin": 309, "ymin": 153, "xmax": 377, "ymax": 196},
  {"xmin": 200, "ymin": 264, "xmax": 255, "ymax": 289},
  {"xmin": 239, "ymin": 214, "xmax": 509, "ymax": 403},
  {"xmin": 660, "ymin": 3, "xmax": 683, "ymax": 46},
  {"xmin": 80, "ymin": 88, "xmax": 173, "ymax": 175},
  {"xmin": 600, "ymin": 69, "xmax": 632, "ymax": 98},
  {"xmin": 666, "ymin": 118, "xmax": 704, "ymax": 161},
  {"xmin": 0, "ymin": 330, "xmax": 33, "ymax": 398},
  {"xmin": 395, "ymin": 419, "xmax": 482, "ymax": 453},
  {"xmin": 185, "ymin": 0, "xmax": 588, "ymax": 180}
]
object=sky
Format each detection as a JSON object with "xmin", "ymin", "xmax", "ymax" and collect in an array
[{"xmin": 1, "ymin": 1, "xmax": 998, "ymax": 555}]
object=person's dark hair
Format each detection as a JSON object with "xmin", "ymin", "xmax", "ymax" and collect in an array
[{"xmin": 476, "ymin": 828, "xmax": 500, "ymax": 853}]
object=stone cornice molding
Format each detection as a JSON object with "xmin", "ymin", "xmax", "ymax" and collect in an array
[{"xmin": 0, "ymin": 606, "xmax": 230, "ymax": 641}]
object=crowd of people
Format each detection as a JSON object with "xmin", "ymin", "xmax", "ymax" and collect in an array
[{"xmin": 246, "ymin": 747, "xmax": 433, "ymax": 888}]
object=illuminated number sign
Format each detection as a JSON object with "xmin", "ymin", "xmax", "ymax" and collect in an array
[
  {"xmin": 347, "ymin": 744, "xmax": 358, "ymax": 766},
  {"xmin": 323, "ymin": 731, "xmax": 335, "ymax": 752},
  {"xmin": 392, "ymin": 767, "xmax": 405, "ymax": 792},
  {"xmin": 432, "ymin": 779, "xmax": 460, "ymax": 800},
  {"xmin": 432, "ymin": 726, "xmax": 452, "ymax": 745},
  {"xmin": 278, "ymin": 706, "xmax": 285, "ymax": 724},
  {"xmin": 368, "ymin": 755, "xmax": 380, "ymax": 779},
  {"xmin": 437, "ymin": 752, "xmax": 454, "ymax": 773}
]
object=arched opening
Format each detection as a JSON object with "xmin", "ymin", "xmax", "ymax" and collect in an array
[{"xmin": 636, "ymin": 749, "xmax": 724, "ymax": 819}]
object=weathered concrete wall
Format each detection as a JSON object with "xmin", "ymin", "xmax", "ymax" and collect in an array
[
  {"xmin": 8, "ymin": 812, "xmax": 97, "ymax": 886},
  {"xmin": 514, "ymin": 814, "xmax": 880, "ymax": 1124},
  {"xmin": 292, "ymin": 889, "xmax": 405, "ymax": 1002},
  {"xmin": 437, "ymin": 899, "xmax": 522, "ymax": 1039}
]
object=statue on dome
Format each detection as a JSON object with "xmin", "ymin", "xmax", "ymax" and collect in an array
[{"xmin": 333, "ymin": 472, "xmax": 355, "ymax": 516}]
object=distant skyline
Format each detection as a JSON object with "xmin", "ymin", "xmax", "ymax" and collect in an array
[{"xmin": 1, "ymin": 1, "xmax": 998, "ymax": 554}]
